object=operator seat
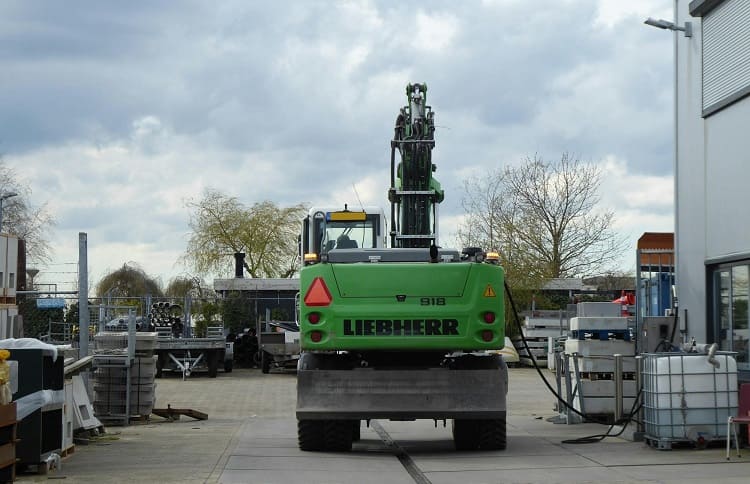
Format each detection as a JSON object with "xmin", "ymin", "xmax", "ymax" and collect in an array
[{"xmin": 336, "ymin": 235, "xmax": 358, "ymax": 249}]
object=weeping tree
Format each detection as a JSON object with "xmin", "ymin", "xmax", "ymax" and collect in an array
[
  {"xmin": 164, "ymin": 275, "xmax": 207, "ymax": 299},
  {"xmin": 96, "ymin": 262, "xmax": 163, "ymax": 299},
  {"xmin": 183, "ymin": 189, "xmax": 306, "ymax": 278}
]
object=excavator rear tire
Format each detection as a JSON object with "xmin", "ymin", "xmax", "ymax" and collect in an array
[
  {"xmin": 323, "ymin": 420, "xmax": 353, "ymax": 452},
  {"xmin": 298, "ymin": 420, "xmax": 325, "ymax": 451},
  {"xmin": 479, "ymin": 418, "xmax": 507, "ymax": 450},
  {"xmin": 452, "ymin": 419, "xmax": 481, "ymax": 451}
]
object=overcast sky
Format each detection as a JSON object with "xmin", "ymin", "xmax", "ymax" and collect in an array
[{"xmin": 1, "ymin": 0, "xmax": 675, "ymax": 292}]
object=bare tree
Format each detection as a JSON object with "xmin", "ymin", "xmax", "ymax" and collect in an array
[
  {"xmin": 182, "ymin": 189, "xmax": 306, "ymax": 278},
  {"xmin": 0, "ymin": 160, "xmax": 55, "ymax": 264},
  {"xmin": 458, "ymin": 153, "xmax": 624, "ymax": 280}
]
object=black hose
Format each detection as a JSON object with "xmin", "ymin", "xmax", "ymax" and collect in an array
[{"xmin": 504, "ymin": 281, "xmax": 643, "ymax": 443}]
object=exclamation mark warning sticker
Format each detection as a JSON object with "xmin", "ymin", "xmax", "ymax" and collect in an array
[{"xmin": 483, "ymin": 284, "xmax": 497, "ymax": 297}]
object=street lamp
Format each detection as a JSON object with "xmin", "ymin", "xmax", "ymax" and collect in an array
[
  {"xmin": 0, "ymin": 192, "xmax": 17, "ymax": 234},
  {"xmin": 644, "ymin": 17, "xmax": 692, "ymax": 37}
]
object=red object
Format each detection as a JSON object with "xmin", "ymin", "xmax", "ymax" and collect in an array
[
  {"xmin": 481, "ymin": 330, "xmax": 493, "ymax": 342},
  {"xmin": 483, "ymin": 312, "xmax": 495, "ymax": 324},
  {"xmin": 612, "ymin": 291, "xmax": 636, "ymax": 316},
  {"xmin": 308, "ymin": 312, "xmax": 320, "ymax": 324},
  {"xmin": 726, "ymin": 383, "xmax": 750, "ymax": 459},
  {"xmin": 310, "ymin": 331, "xmax": 322, "ymax": 343},
  {"xmin": 304, "ymin": 277, "xmax": 332, "ymax": 307}
]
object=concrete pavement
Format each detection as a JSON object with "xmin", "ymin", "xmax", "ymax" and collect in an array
[{"xmin": 16, "ymin": 367, "xmax": 750, "ymax": 483}]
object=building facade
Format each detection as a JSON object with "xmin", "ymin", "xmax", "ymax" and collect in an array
[{"xmin": 676, "ymin": 0, "xmax": 750, "ymax": 374}]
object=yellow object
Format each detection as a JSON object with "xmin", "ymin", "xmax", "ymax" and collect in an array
[
  {"xmin": 0, "ymin": 350, "xmax": 9, "ymax": 385},
  {"xmin": 328, "ymin": 211, "xmax": 366, "ymax": 221},
  {"xmin": 0, "ymin": 349, "xmax": 10, "ymax": 404},
  {"xmin": 483, "ymin": 284, "xmax": 497, "ymax": 298}
]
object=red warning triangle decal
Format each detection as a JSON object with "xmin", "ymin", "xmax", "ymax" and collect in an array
[{"xmin": 304, "ymin": 277, "xmax": 332, "ymax": 306}]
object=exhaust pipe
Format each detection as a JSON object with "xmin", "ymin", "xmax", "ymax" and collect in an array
[{"xmin": 234, "ymin": 252, "xmax": 245, "ymax": 278}]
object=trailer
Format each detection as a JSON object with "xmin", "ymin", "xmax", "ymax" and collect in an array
[
  {"xmin": 154, "ymin": 326, "xmax": 233, "ymax": 379},
  {"xmin": 257, "ymin": 320, "xmax": 300, "ymax": 374}
]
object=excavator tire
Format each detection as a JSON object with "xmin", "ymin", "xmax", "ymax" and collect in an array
[
  {"xmin": 298, "ymin": 420, "xmax": 325, "ymax": 451},
  {"xmin": 452, "ymin": 419, "xmax": 481, "ymax": 451},
  {"xmin": 323, "ymin": 420, "xmax": 353, "ymax": 451},
  {"xmin": 479, "ymin": 418, "xmax": 507, "ymax": 450}
]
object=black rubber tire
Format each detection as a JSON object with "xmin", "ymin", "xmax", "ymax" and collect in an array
[
  {"xmin": 452, "ymin": 419, "xmax": 481, "ymax": 451},
  {"xmin": 298, "ymin": 420, "xmax": 325, "ymax": 451},
  {"xmin": 207, "ymin": 351, "xmax": 218, "ymax": 378},
  {"xmin": 323, "ymin": 420, "xmax": 353, "ymax": 452},
  {"xmin": 352, "ymin": 420, "xmax": 361, "ymax": 442},
  {"xmin": 224, "ymin": 358, "xmax": 233, "ymax": 373},
  {"xmin": 479, "ymin": 418, "xmax": 507, "ymax": 450},
  {"xmin": 261, "ymin": 351, "xmax": 271, "ymax": 374}
]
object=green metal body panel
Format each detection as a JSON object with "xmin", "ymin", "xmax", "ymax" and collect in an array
[{"xmin": 299, "ymin": 261, "xmax": 505, "ymax": 351}]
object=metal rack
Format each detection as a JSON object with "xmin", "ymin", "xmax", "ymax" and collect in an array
[{"xmin": 91, "ymin": 311, "xmax": 136, "ymax": 426}]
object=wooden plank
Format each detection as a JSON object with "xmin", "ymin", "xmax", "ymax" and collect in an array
[{"xmin": 152, "ymin": 406, "xmax": 208, "ymax": 421}]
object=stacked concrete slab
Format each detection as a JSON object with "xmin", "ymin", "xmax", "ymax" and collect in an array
[
  {"xmin": 92, "ymin": 333, "xmax": 157, "ymax": 420},
  {"xmin": 514, "ymin": 309, "xmax": 570, "ymax": 366},
  {"xmin": 563, "ymin": 303, "xmax": 636, "ymax": 417}
]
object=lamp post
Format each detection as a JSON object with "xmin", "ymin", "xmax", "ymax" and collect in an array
[
  {"xmin": 644, "ymin": 17, "xmax": 692, "ymax": 37},
  {"xmin": 0, "ymin": 191, "xmax": 18, "ymax": 233}
]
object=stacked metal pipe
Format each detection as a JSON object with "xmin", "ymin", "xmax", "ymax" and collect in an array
[{"xmin": 150, "ymin": 302, "xmax": 183, "ymax": 337}]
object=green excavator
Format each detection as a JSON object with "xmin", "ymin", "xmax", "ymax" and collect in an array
[{"xmin": 296, "ymin": 83, "xmax": 508, "ymax": 451}]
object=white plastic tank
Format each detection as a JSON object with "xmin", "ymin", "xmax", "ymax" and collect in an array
[{"xmin": 642, "ymin": 352, "xmax": 737, "ymax": 442}]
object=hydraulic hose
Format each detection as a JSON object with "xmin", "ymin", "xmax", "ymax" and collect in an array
[{"xmin": 503, "ymin": 281, "xmax": 643, "ymax": 443}]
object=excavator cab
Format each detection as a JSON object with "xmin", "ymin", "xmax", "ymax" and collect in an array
[{"xmin": 301, "ymin": 206, "xmax": 387, "ymax": 264}]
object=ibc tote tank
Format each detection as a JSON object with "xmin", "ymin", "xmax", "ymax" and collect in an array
[{"xmin": 643, "ymin": 352, "xmax": 737, "ymax": 444}]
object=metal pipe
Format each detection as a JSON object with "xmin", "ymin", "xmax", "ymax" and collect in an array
[
  {"xmin": 555, "ymin": 350, "xmax": 564, "ymax": 416},
  {"xmin": 572, "ymin": 354, "xmax": 585, "ymax": 419},
  {"xmin": 614, "ymin": 354, "xmax": 623, "ymax": 422},
  {"xmin": 635, "ymin": 355, "xmax": 644, "ymax": 434},
  {"xmin": 564, "ymin": 353, "xmax": 573, "ymax": 424},
  {"xmin": 78, "ymin": 233, "xmax": 89, "ymax": 358}
]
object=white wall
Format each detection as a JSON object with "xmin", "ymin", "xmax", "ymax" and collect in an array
[
  {"xmin": 675, "ymin": 0, "xmax": 707, "ymax": 342},
  {"xmin": 704, "ymin": 98, "xmax": 750, "ymax": 259}
]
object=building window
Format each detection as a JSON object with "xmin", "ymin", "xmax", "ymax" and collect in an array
[
  {"xmin": 711, "ymin": 261, "xmax": 750, "ymax": 371},
  {"xmin": 7, "ymin": 273, "xmax": 14, "ymax": 289}
]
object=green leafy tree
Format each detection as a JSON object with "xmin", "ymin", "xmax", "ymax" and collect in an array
[
  {"xmin": 194, "ymin": 300, "xmax": 219, "ymax": 338},
  {"xmin": 220, "ymin": 292, "xmax": 255, "ymax": 334},
  {"xmin": 183, "ymin": 189, "xmax": 306, "ymax": 278}
]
